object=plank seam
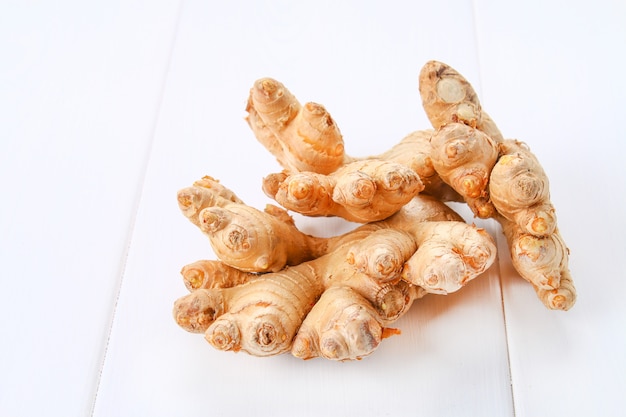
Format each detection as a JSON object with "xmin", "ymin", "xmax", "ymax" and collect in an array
[
  {"xmin": 88, "ymin": 2, "xmax": 186, "ymax": 415},
  {"xmin": 470, "ymin": 0, "xmax": 517, "ymax": 414}
]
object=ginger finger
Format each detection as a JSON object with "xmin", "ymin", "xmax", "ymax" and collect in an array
[
  {"xmin": 332, "ymin": 160, "xmax": 424, "ymax": 212},
  {"xmin": 246, "ymin": 78, "xmax": 348, "ymax": 174},
  {"xmin": 535, "ymin": 269, "xmax": 577, "ymax": 311},
  {"xmin": 372, "ymin": 280, "xmax": 420, "ymax": 321},
  {"xmin": 501, "ymin": 216, "xmax": 575, "ymax": 309},
  {"xmin": 204, "ymin": 265, "xmax": 324, "ymax": 356},
  {"xmin": 177, "ymin": 176, "xmax": 243, "ymax": 228},
  {"xmin": 490, "ymin": 140, "xmax": 556, "ymax": 236},
  {"xmin": 419, "ymin": 63, "xmax": 558, "ymax": 236},
  {"xmin": 197, "ymin": 204, "xmax": 326, "ymax": 272},
  {"xmin": 419, "ymin": 60, "xmax": 503, "ymax": 142},
  {"xmin": 291, "ymin": 286, "xmax": 397, "ymax": 361},
  {"xmin": 179, "ymin": 176, "xmax": 329, "ymax": 273},
  {"xmin": 346, "ymin": 229, "xmax": 418, "ymax": 283},
  {"xmin": 175, "ymin": 263, "xmax": 325, "ymax": 356},
  {"xmin": 181, "ymin": 260, "xmax": 255, "ymax": 291},
  {"xmin": 264, "ymin": 171, "xmax": 342, "ymax": 217},
  {"xmin": 265, "ymin": 159, "xmax": 424, "ymax": 222},
  {"xmin": 401, "ymin": 222, "xmax": 496, "ymax": 294},
  {"xmin": 429, "ymin": 123, "xmax": 499, "ymax": 218},
  {"xmin": 173, "ymin": 288, "xmax": 226, "ymax": 333},
  {"xmin": 379, "ymin": 129, "xmax": 462, "ymax": 201},
  {"xmin": 501, "ymin": 217, "xmax": 569, "ymax": 290}
]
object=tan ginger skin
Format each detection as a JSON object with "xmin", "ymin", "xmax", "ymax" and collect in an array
[{"xmin": 173, "ymin": 60, "xmax": 576, "ymax": 361}]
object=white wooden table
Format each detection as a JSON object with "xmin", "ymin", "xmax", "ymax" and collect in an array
[{"xmin": 1, "ymin": 1, "xmax": 625, "ymax": 416}]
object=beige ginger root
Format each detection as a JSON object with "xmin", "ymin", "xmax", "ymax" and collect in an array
[
  {"xmin": 417, "ymin": 60, "xmax": 575, "ymax": 310},
  {"xmin": 247, "ymin": 77, "xmax": 431, "ymax": 222},
  {"xmin": 489, "ymin": 140, "xmax": 556, "ymax": 237},
  {"xmin": 263, "ymin": 159, "xmax": 424, "ymax": 222},
  {"xmin": 174, "ymin": 182, "xmax": 496, "ymax": 360},
  {"xmin": 428, "ymin": 122, "xmax": 499, "ymax": 218},
  {"xmin": 246, "ymin": 78, "xmax": 349, "ymax": 175},
  {"xmin": 173, "ymin": 59, "xmax": 576, "ymax": 363},
  {"xmin": 177, "ymin": 176, "xmax": 328, "ymax": 272},
  {"xmin": 242, "ymin": 61, "xmax": 575, "ymax": 310},
  {"xmin": 418, "ymin": 59, "xmax": 503, "ymax": 143}
]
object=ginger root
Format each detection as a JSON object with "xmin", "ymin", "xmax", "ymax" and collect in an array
[
  {"xmin": 241, "ymin": 61, "xmax": 576, "ymax": 311},
  {"xmin": 417, "ymin": 61, "xmax": 575, "ymax": 309},
  {"xmin": 174, "ymin": 187, "xmax": 495, "ymax": 360},
  {"xmin": 173, "ymin": 60, "xmax": 576, "ymax": 361},
  {"xmin": 178, "ymin": 175, "xmax": 328, "ymax": 272}
]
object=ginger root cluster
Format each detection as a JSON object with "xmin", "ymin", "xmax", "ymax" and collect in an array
[{"xmin": 172, "ymin": 61, "xmax": 576, "ymax": 361}]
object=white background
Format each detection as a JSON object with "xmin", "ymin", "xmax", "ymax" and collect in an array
[{"xmin": 1, "ymin": 1, "xmax": 625, "ymax": 416}]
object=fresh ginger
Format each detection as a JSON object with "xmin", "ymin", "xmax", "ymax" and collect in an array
[
  {"xmin": 246, "ymin": 78, "xmax": 348, "ymax": 175},
  {"xmin": 417, "ymin": 61, "xmax": 575, "ymax": 310},
  {"xmin": 262, "ymin": 159, "xmax": 424, "ymax": 222},
  {"xmin": 174, "ymin": 182, "xmax": 495, "ymax": 359},
  {"xmin": 248, "ymin": 77, "xmax": 428, "ymax": 222},
  {"xmin": 489, "ymin": 140, "xmax": 556, "ymax": 236},
  {"xmin": 178, "ymin": 176, "xmax": 327, "ymax": 272},
  {"xmin": 418, "ymin": 60, "xmax": 503, "ymax": 143},
  {"xmin": 428, "ymin": 122, "xmax": 499, "ymax": 218},
  {"xmin": 173, "ymin": 59, "xmax": 576, "ymax": 361},
  {"xmin": 240, "ymin": 61, "xmax": 576, "ymax": 311}
]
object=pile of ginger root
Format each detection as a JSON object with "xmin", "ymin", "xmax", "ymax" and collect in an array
[{"xmin": 172, "ymin": 60, "xmax": 576, "ymax": 361}]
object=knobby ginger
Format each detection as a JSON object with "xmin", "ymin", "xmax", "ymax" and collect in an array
[
  {"xmin": 174, "ymin": 190, "xmax": 495, "ymax": 360},
  {"xmin": 172, "ymin": 60, "xmax": 576, "ymax": 361},
  {"xmin": 417, "ymin": 61, "xmax": 574, "ymax": 308}
]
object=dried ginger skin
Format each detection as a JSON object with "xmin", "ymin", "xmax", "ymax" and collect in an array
[{"xmin": 174, "ymin": 190, "xmax": 497, "ymax": 360}]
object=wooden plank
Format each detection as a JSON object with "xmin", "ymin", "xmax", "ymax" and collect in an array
[
  {"xmin": 0, "ymin": 1, "xmax": 181, "ymax": 416},
  {"xmin": 474, "ymin": 1, "xmax": 626, "ymax": 415},
  {"xmin": 93, "ymin": 1, "xmax": 514, "ymax": 416}
]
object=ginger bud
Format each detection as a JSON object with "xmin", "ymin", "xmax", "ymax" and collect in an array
[
  {"xmin": 490, "ymin": 140, "xmax": 555, "ymax": 236},
  {"xmin": 173, "ymin": 289, "xmax": 225, "ymax": 333},
  {"xmin": 206, "ymin": 318, "xmax": 241, "ymax": 352}
]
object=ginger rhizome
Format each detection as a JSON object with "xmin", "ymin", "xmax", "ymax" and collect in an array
[
  {"xmin": 174, "ymin": 182, "xmax": 495, "ymax": 360},
  {"xmin": 173, "ymin": 60, "xmax": 576, "ymax": 361},
  {"xmin": 417, "ymin": 61, "xmax": 574, "ymax": 309},
  {"xmin": 242, "ymin": 61, "xmax": 576, "ymax": 311}
]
